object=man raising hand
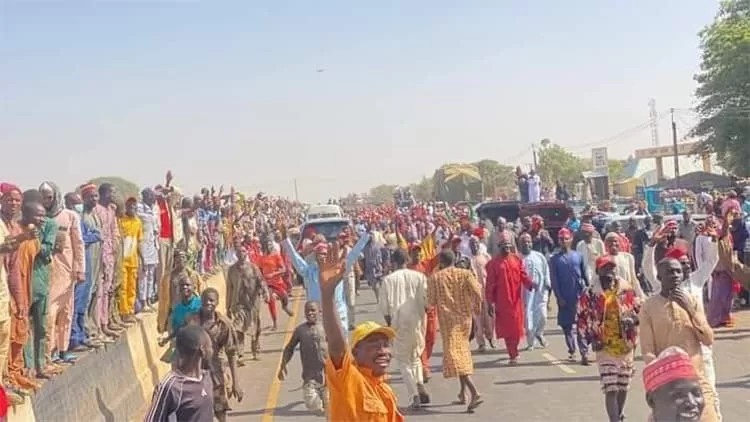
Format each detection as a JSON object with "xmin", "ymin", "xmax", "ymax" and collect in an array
[{"xmin": 319, "ymin": 242, "xmax": 403, "ymax": 422}]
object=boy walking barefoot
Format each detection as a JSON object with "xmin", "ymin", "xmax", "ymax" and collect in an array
[{"xmin": 278, "ymin": 301, "xmax": 328, "ymax": 415}]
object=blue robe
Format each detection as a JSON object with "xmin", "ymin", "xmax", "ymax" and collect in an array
[
  {"xmin": 549, "ymin": 250, "xmax": 588, "ymax": 327},
  {"xmin": 70, "ymin": 217, "xmax": 101, "ymax": 348}
]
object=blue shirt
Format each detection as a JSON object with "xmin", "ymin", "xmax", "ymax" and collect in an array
[
  {"xmin": 283, "ymin": 233, "xmax": 370, "ymax": 329},
  {"xmin": 171, "ymin": 295, "xmax": 201, "ymax": 335}
]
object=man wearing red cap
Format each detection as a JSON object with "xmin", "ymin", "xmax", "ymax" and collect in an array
[
  {"xmin": 575, "ymin": 221, "xmax": 605, "ymax": 287},
  {"xmin": 640, "ymin": 252, "xmax": 718, "ymax": 421},
  {"xmin": 641, "ymin": 232, "xmax": 721, "ymax": 419},
  {"xmin": 600, "ymin": 232, "xmax": 644, "ymax": 298},
  {"xmin": 550, "ymin": 227, "xmax": 589, "ymax": 363},
  {"xmin": 577, "ymin": 255, "xmax": 640, "ymax": 420},
  {"xmin": 643, "ymin": 347, "xmax": 705, "ymax": 422},
  {"xmin": 486, "ymin": 231, "xmax": 532, "ymax": 364}
]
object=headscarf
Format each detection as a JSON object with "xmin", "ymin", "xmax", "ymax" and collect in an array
[{"xmin": 39, "ymin": 181, "xmax": 63, "ymax": 217}]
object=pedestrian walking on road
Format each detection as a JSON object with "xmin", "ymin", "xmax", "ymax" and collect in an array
[
  {"xmin": 518, "ymin": 233, "xmax": 551, "ymax": 350},
  {"xmin": 378, "ymin": 249, "xmax": 431, "ymax": 410},
  {"xmin": 550, "ymin": 228, "xmax": 589, "ymax": 363},
  {"xmin": 486, "ymin": 233, "xmax": 532, "ymax": 365},
  {"xmin": 278, "ymin": 301, "xmax": 328, "ymax": 415},
  {"xmin": 428, "ymin": 250, "xmax": 483, "ymax": 413},
  {"xmin": 577, "ymin": 256, "xmax": 640, "ymax": 422}
]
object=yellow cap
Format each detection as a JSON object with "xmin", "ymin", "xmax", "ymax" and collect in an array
[{"xmin": 351, "ymin": 321, "xmax": 395, "ymax": 347}]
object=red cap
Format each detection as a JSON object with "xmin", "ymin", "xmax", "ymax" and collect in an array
[
  {"xmin": 558, "ymin": 227, "xmax": 573, "ymax": 239},
  {"xmin": 472, "ymin": 228, "xmax": 484, "ymax": 238},
  {"xmin": 595, "ymin": 255, "xmax": 616, "ymax": 270},
  {"xmin": 643, "ymin": 347, "xmax": 698, "ymax": 393},
  {"xmin": 663, "ymin": 246, "xmax": 688, "ymax": 261}
]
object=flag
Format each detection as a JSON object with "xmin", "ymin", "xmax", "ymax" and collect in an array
[{"xmin": 396, "ymin": 230, "xmax": 408, "ymax": 250}]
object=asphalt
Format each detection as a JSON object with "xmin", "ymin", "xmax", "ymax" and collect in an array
[{"xmin": 227, "ymin": 285, "xmax": 750, "ymax": 422}]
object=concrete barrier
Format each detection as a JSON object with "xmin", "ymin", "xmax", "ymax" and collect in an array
[{"xmin": 10, "ymin": 272, "xmax": 226, "ymax": 422}]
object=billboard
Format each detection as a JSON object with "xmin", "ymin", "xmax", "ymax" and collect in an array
[{"xmin": 592, "ymin": 147, "xmax": 608, "ymax": 170}]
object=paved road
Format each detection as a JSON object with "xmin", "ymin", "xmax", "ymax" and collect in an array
[{"xmin": 228, "ymin": 285, "xmax": 750, "ymax": 422}]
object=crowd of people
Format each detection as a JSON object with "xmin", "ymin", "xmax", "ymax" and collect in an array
[
  {"xmin": 5, "ymin": 169, "xmax": 746, "ymax": 421},
  {"xmin": 0, "ymin": 173, "xmax": 306, "ymax": 416},
  {"xmin": 141, "ymin": 189, "xmax": 749, "ymax": 421}
]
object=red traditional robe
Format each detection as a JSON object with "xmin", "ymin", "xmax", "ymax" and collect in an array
[{"xmin": 485, "ymin": 254, "xmax": 532, "ymax": 340}]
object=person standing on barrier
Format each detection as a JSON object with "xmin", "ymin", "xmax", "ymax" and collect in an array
[
  {"xmin": 72, "ymin": 187, "xmax": 104, "ymax": 351},
  {"xmin": 136, "ymin": 188, "xmax": 160, "ymax": 313},
  {"xmin": 22, "ymin": 189, "xmax": 59, "ymax": 379},
  {"xmin": 93, "ymin": 183, "xmax": 121, "ymax": 341},
  {"xmin": 7, "ymin": 198, "xmax": 44, "ymax": 391},
  {"xmin": 118, "ymin": 197, "xmax": 143, "ymax": 322},
  {"xmin": 155, "ymin": 180, "xmax": 177, "ymax": 334},
  {"xmin": 40, "ymin": 182, "xmax": 84, "ymax": 365}
]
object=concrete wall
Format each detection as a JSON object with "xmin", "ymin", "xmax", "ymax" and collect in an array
[{"xmin": 10, "ymin": 273, "xmax": 225, "ymax": 422}]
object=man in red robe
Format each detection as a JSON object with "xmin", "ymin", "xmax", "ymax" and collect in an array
[{"xmin": 486, "ymin": 232, "xmax": 532, "ymax": 365}]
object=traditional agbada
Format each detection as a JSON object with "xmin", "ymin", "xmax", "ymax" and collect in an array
[
  {"xmin": 378, "ymin": 267, "xmax": 427, "ymax": 405},
  {"xmin": 226, "ymin": 255, "xmax": 266, "ymax": 359},
  {"xmin": 427, "ymin": 266, "xmax": 481, "ymax": 378},
  {"xmin": 485, "ymin": 252, "xmax": 532, "ymax": 361}
]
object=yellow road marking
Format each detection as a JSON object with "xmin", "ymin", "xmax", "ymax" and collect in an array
[
  {"xmin": 261, "ymin": 289, "xmax": 303, "ymax": 422},
  {"xmin": 541, "ymin": 352, "xmax": 577, "ymax": 374}
]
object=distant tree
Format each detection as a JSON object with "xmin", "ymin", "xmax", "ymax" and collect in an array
[
  {"xmin": 85, "ymin": 176, "xmax": 140, "ymax": 201},
  {"xmin": 692, "ymin": 0, "xmax": 750, "ymax": 176},
  {"xmin": 471, "ymin": 159, "xmax": 516, "ymax": 198},
  {"xmin": 537, "ymin": 144, "xmax": 589, "ymax": 185},
  {"xmin": 368, "ymin": 184, "xmax": 398, "ymax": 204},
  {"xmin": 607, "ymin": 159, "xmax": 628, "ymax": 182},
  {"xmin": 540, "ymin": 138, "xmax": 551, "ymax": 148},
  {"xmin": 409, "ymin": 176, "xmax": 433, "ymax": 201}
]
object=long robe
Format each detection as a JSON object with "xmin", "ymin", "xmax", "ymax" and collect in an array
[
  {"xmin": 81, "ymin": 208, "xmax": 103, "ymax": 336},
  {"xmin": 470, "ymin": 252, "xmax": 493, "ymax": 346},
  {"xmin": 575, "ymin": 238, "xmax": 604, "ymax": 289},
  {"xmin": 378, "ymin": 268, "xmax": 427, "ymax": 398},
  {"xmin": 427, "ymin": 267, "xmax": 481, "ymax": 378},
  {"xmin": 485, "ymin": 254, "xmax": 531, "ymax": 340},
  {"xmin": 48, "ymin": 209, "xmax": 84, "ymax": 354},
  {"xmin": 93, "ymin": 203, "xmax": 120, "ymax": 328},
  {"xmin": 549, "ymin": 250, "xmax": 587, "ymax": 327},
  {"xmin": 521, "ymin": 250, "xmax": 551, "ymax": 340}
]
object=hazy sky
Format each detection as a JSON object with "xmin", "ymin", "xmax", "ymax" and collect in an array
[{"xmin": 1, "ymin": 1, "xmax": 717, "ymax": 202}]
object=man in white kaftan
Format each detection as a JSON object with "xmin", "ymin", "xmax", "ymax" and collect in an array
[
  {"xmin": 518, "ymin": 234, "xmax": 551, "ymax": 350},
  {"xmin": 378, "ymin": 248, "xmax": 430, "ymax": 409}
]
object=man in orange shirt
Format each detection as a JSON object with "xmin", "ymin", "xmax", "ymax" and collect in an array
[{"xmin": 319, "ymin": 240, "xmax": 404, "ymax": 422}]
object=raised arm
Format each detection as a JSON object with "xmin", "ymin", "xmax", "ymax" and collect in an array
[
  {"xmin": 642, "ymin": 244, "xmax": 659, "ymax": 294},
  {"xmin": 282, "ymin": 237, "xmax": 308, "ymax": 274},
  {"xmin": 345, "ymin": 232, "xmax": 370, "ymax": 273},
  {"xmin": 319, "ymin": 243, "xmax": 348, "ymax": 369},
  {"xmin": 691, "ymin": 239, "xmax": 718, "ymax": 291}
]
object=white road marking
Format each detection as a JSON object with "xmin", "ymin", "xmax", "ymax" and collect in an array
[{"xmin": 542, "ymin": 352, "xmax": 577, "ymax": 374}]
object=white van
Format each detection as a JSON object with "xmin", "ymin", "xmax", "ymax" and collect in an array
[{"xmin": 305, "ymin": 204, "xmax": 343, "ymax": 221}]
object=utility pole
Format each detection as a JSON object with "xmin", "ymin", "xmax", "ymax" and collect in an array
[
  {"xmin": 649, "ymin": 98, "xmax": 660, "ymax": 146},
  {"xmin": 671, "ymin": 108, "xmax": 680, "ymax": 188},
  {"xmin": 532, "ymin": 144, "xmax": 538, "ymax": 171},
  {"xmin": 293, "ymin": 178, "xmax": 299, "ymax": 201}
]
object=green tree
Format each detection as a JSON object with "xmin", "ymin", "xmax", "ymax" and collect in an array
[
  {"xmin": 607, "ymin": 159, "xmax": 628, "ymax": 181},
  {"xmin": 409, "ymin": 176, "xmax": 433, "ymax": 201},
  {"xmin": 693, "ymin": 0, "xmax": 750, "ymax": 176},
  {"xmin": 471, "ymin": 159, "xmax": 516, "ymax": 197},
  {"xmin": 368, "ymin": 184, "xmax": 398, "ymax": 204},
  {"xmin": 537, "ymin": 143, "xmax": 589, "ymax": 185},
  {"xmin": 86, "ymin": 176, "xmax": 140, "ymax": 201}
]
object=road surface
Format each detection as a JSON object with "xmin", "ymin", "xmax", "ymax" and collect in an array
[{"xmin": 227, "ymin": 284, "xmax": 750, "ymax": 422}]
